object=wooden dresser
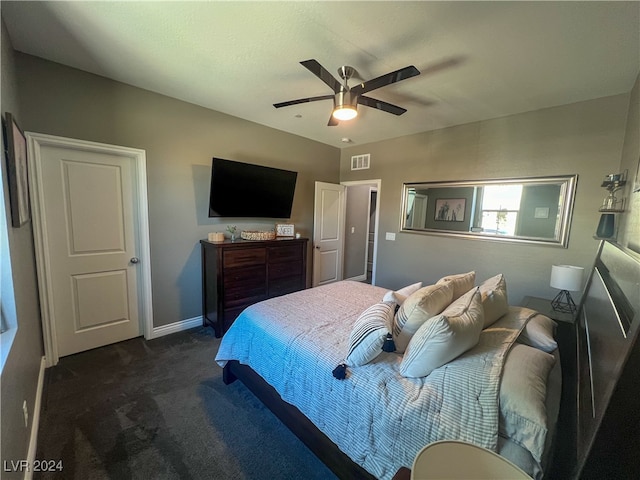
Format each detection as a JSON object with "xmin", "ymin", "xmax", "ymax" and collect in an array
[{"xmin": 200, "ymin": 237, "xmax": 308, "ymax": 336}]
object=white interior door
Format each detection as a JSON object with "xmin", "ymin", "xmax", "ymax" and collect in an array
[
  {"xmin": 411, "ymin": 194, "xmax": 428, "ymax": 228},
  {"xmin": 313, "ymin": 181, "xmax": 345, "ymax": 287},
  {"xmin": 28, "ymin": 133, "xmax": 152, "ymax": 363}
]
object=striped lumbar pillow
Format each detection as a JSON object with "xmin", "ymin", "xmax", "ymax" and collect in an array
[{"xmin": 345, "ymin": 301, "xmax": 396, "ymax": 367}]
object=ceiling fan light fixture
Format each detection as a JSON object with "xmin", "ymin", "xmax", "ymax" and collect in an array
[
  {"xmin": 332, "ymin": 105, "xmax": 358, "ymax": 121},
  {"xmin": 274, "ymin": 60, "xmax": 420, "ymax": 125},
  {"xmin": 333, "ymin": 89, "xmax": 358, "ymax": 121}
]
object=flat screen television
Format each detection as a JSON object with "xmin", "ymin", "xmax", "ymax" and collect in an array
[{"xmin": 208, "ymin": 157, "xmax": 298, "ymax": 218}]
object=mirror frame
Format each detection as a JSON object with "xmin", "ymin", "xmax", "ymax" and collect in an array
[{"xmin": 400, "ymin": 174, "xmax": 578, "ymax": 248}]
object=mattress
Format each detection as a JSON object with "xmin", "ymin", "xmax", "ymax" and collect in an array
[{"xmin": 216, "ymin": 280, "xmax": 559, "ymax": 479}]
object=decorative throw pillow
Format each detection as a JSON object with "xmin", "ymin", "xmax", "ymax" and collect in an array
[
  {"xmin": 382, "ymin": 282, "xmax": 423, "ymax": 305},
  {"xmin": 517, "ymin": 314, "xmax": 557, "ymax": 353},
  {"xmin": 500, "ymin": 343, "xmax": 556, "ymax": 462},
  {"xmin": 345, "ymin": 301, "xmax": 396, "ymax": 367},
  {"xmin": 478, "ymin": 273, "xmax": 509, "ymax": 328},
  {"xmin": 399, "ymin": 288, "xmax": 484, "ymax": 378},
  {"xmin": 392, "ymin": 282, "xmax": 454, "ymax": 353},
  {"xmin": 436, "ymin": 271, "xmax": 476, "ymax": 301}
]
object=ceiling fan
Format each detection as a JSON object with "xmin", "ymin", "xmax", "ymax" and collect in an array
[{"xmin": 273, "ymin": 59, "xmax": 420, "ymax": 126}]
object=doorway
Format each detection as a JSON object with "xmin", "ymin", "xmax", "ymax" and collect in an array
[
  {"xmin": 27, "ymin": 133, "xmax": 153, "ymax": 366},
  {"xmin": 342, "ymin": 180, "xmax": 380, "ymax": 285}
]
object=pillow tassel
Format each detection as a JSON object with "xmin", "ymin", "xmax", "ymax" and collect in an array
[
  {"xmin": 332, "ymin": 362, "xmax": 348, "ymax": 380},
  {"xmin": 382, "ymin": 333, "xmax": 396, "ymax": 352}
]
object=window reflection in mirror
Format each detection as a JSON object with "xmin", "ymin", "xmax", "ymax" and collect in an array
[{"xmin": 401, "ymin": 175, "xmax": 577, "ymax": 247}]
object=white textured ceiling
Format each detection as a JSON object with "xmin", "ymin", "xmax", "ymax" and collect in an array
[{"xmin": 2, "ymin": 1, "xmax": 639, "ymax": 148}]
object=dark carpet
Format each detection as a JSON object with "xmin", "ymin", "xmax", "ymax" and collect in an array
[{"xmin": 35, "ymin": 327, "xmax": 337, "ymax": 480}]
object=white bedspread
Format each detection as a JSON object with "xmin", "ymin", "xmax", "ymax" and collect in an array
[{"xmin": 215, "ymin": 281, "xmax": 534, "ymax": 479}]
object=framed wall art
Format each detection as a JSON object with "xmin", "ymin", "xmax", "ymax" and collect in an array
[
  {"xmin": 534, "ymin": 207, "xmax": 550, "ymax": 219},
  {"xmin": 434, "ymin": 198, "xmax": 465, "ymax": 222},
  {"xmin": 4, "ymin": 112, "xmax": 29, "ymax": 227}
]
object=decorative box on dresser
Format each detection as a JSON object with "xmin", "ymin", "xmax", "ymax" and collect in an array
[{"xmin": 201, "ymin": 237, "xmax": 308, "ymax": 337}]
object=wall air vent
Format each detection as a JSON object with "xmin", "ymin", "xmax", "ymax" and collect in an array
[{"xmin": 351, "ymin": 154, "xmax": 370, "ymax": 171}]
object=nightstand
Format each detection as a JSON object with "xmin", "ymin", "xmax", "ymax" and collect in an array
[
  {"xmin": 392, "ymin": 467, "xmax": 410, "ymax": 480},
  {"xmin": 521, "ymin": 295, "xmax": 576, "ymax": 323},
  {"xmin": 394, "ymin": 440, "xmax": 531, "ymax": 479}
]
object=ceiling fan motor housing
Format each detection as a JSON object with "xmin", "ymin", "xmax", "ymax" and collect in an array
[{"xmin": 335, "ymin": 88, "xmax": 358, "ymax": 109}]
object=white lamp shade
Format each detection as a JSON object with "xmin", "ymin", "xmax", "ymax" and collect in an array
[{"xmin": 550, "ymin": 264, "xmax": 584, "ymax": 291}]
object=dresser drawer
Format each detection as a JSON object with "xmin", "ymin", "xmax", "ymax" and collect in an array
[
  {"xmin": 224, "ymin": 265, "xmax": 266, "ymax": 285},
  {"xmin": 268, "ymin": 245, "xmax": 302, "ymax": 264},
  {"xmin": 269, "ymin": 261, "xmax": 302, "ymax": 280},
  {"xmin": 224, "ymin": 291, "xmax": 267, "ymax": 309},
  {"xmin": 222, "ymin": 306, "xmax": 249, "ymax": 331},
  {"xmin": 224, "ymin": 280, "xmax": 267, "ymax": 302},
  {"xmin": 223, "ymin": 266, "xmax": 266, "ymax": 306},
  {"xmin": 223, "ymin": 248, "xmax": 266, "ymax": 268},
  {"xmin": 269, "ymin": 276, "xmax": 304, "ymax": 297}
]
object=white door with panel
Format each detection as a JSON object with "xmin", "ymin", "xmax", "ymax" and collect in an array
[
  {"xmin": 312, "ymin": 181, "xmax": 346, "ymax": 287},
  {"xmin": 29, "ymin": 134, "xmax": 151, "ymax": 360}
]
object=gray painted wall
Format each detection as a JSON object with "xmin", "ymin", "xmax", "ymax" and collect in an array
[
  {"xmin": 1, "ymin": 20, "xmax": 45, "ymax": 477},
  {"xmin": 14, "ymin": 53, "xmax": 340, "ymax": 329},
  {"xmin": 339, "ymin": 94, "xmax": 631, "ymax": 306},
  {"xmin": 618, "ymin": 72, "xmax": 640, "ymax": 253}
]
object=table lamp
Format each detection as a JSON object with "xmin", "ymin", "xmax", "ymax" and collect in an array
[{"xmin": 550, "ymin": 264, "xmax": 584, "ymax": 313}]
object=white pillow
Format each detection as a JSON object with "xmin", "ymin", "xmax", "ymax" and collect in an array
[
  {"xmin": 500, "ymin": 343, "xmax": 555, "ymax": 462},
  {"xmin": 345, "ymin": 301, "xmax": 396, "ymax": 367},
  {"xmin": 517, "ymin": 314, "xmax": 557, "ymax": 353},
  {"xmin": 392, "ymin": 282, "xmax": 454, "ymax": 353},
  {"xmin": 399, "ymin": 288, "xmax": 484, "ymax": 378},
  {"xmin": 436, "ymin": 271, "xmax": 476, "ymax": 301},
  {"xmin": 382, "ymin": 282, "xmax": 423, "ymax": 305},
  {"xmin": 478, "ymin": 273, "xmax": 509, "ymax": 328}
]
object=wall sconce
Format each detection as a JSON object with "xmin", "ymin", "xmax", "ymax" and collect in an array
[
  {"xmin": 595, "ymin": 171, "xmax": 627, "ymax": 239},
  {"xmin": 550, "ymin": 264, "xmax": 584, "ymax": 313},
  {"xmin": 599, "ymin": 172, "xmax": 627, "ymax": 212}
]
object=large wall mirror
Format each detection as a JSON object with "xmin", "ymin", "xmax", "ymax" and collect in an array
[{"xmin": 400, "ymin": 175, "xmax": 578, "ymax": 247}]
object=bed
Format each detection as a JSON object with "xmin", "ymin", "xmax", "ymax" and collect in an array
[
  {"xmin": 567, "ymin": 240, "xmax": 640, "ymax": 478},
  {"xmin": 215, "ymin": 272, "xmax": 563, "ymax": 479}
]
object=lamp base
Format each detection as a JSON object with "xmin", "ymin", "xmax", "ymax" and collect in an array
[{"xmin": 551, "ymin": 290, "xmax": 577, "ymax": 313}]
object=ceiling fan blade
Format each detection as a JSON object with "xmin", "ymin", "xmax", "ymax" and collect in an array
[
  {"xmin": 327, "ymin": 114, "xmax": 339, "ymax": 126},
  {"xmin": 358, "ymin": 96, "xmax": 407, "ymax": 115},
  {"xmin": 273, "ymin": 94, "xmax": 334, "ymax": 109},
  {"xmin": 300, "ymin": 59, "xmax": 342, "ymax": 93},
  {"xmin": 351, "ymin": 65, "xmax": 420, "ymax": 96}
]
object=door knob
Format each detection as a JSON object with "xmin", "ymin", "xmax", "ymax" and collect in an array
[
  {"xmin": 315, "ymin": 246, "xmax": 320, "ymax": 250},
  {"xmin": 130, "ymin": 257, "xmax": 140, "ymax": 264}
]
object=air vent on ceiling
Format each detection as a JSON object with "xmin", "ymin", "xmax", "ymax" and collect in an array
[{"xmin": 351, "ymin": 154, "xmax": 370, "ymax": 171}]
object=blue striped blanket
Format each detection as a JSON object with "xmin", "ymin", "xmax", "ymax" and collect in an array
[{"xmin": 215, "ymin": 280, "xmax": 532, "ymax": 479}]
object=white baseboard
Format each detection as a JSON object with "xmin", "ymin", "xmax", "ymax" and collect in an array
[
  {"xmin": 24, "ymin": 356, "xmax": 46, "ymax": 480},
  {"xmin": 151, "ymin": 316, "xmax": 203, "ymax": 339}
]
